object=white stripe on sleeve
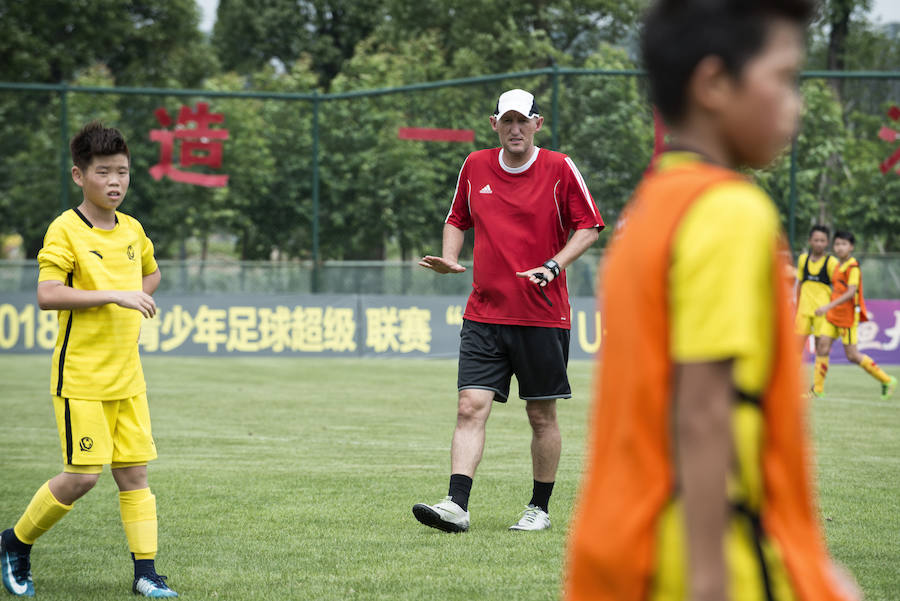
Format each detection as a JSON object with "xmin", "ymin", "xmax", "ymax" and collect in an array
[
  {"xmin": 445, "ymin": 154, "xmax": 472, "ymax": 223},
  {"xmin": 564, "ymin": 157, "xmax": 599, "ymax": 219}
]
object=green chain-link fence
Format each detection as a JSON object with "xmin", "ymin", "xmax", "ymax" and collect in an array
[{"xmin": 2, "ymin": 68, "xmax": 900, "ymax": 295}]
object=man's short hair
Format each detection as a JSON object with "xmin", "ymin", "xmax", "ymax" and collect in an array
[
  {"xmin": 809, "ymin": 224, "xmax": 830, "ymax": 238},
  {"xmin": 641, "ymin": 0, "xmax": 816, "ymax": 125},
  {"xmin": 833, "ymin": 230, "xmax": 855, "ymax": 245},
  {"xmin": 70, "ymin": 121, "xmax": 130, "ymax": 171}
]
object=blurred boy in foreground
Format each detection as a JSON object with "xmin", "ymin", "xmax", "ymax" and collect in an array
[{"xmin": 565, "ymin": 1, "xmax": 859, "ymax": 600}]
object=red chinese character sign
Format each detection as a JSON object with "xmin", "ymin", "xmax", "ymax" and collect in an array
[
  {"xmin": 878, "ymin": 105, "xmax": 900, "ymax": 175},
  {"xmin": 150, "ymin": 102, "xmax": 229, "ymax": 187},
  {"xmin": 397, "ymin": 127, "xmax": 475, "ymax": 142}
]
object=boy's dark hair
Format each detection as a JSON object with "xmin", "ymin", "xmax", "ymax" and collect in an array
[
  {"xmin": 809, "ymin": 224, "xmax": 830, "ymax": 238},
  {"xmin": 833, "ymin": 230, "xmax": 855, "ymax": 245},
  {"xmin": 641, "ymin": 0, "xmax": 816, "ymax": 125},
  {"xmin": 70, "ymin": 121, "xmax": 130, "ymax": 171}
]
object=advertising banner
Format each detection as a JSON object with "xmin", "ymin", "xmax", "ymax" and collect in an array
[
  {"xmin": 3, "ymin": 293, "xmax": 898, "ymax": 364},
  {"xmin": 803, "ymin": 299, "xmax": 900, "ymax": 364},
  {"xmin": 0, "ymin": 293, "xmax": 603, "ymax": 360}
]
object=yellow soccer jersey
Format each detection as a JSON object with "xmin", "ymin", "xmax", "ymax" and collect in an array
[
  {"xmin": 838, "ymin": 257, "xmax": 861, "ymax": 288},
  {"xmin": 795, "ymin": 253, "xmax": 838, "ymax": 317},
  {"xmin": 846, "ymin": 258, "xmax": 861, "ymax": 318},
  {"xmin": 37, "ymin": 208, "xmax": 158, "ymax": 400},
  {"xmin": 654, "ymin": 155, "xmax": 795, "ymax": 601},
  {"xmin": 666, "ymin": 155, "xmax": 780, "ymax": 396}
]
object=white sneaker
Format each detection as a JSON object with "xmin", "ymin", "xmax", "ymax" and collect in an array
[
  {"xmin": 412, "ymin": 496, "xmax": 470, "ymax": 532},
  {"xmin": 509, "ymin": 505, "xmax": 551, "ymax": 531}
]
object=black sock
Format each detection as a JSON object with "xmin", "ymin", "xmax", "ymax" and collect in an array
[
  {"xmin": 132, "ymin": 555, "xmax": 155, "ymax": 579},
  {"xmin": 529, "ymin": 480, "xmax": 554, "ymax": 513},
  {"xmin": 447, "ymin": 473, "xmax": 473, "ymax": 511},
  {"xmin": 2, "ymin": 529, "xmax": 31, "ymax": 555}
]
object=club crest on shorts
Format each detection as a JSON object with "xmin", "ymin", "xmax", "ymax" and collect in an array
[
  {"xmin": 79, "ymin": 436, "xmax": 94, "ymax": 452},
  {"xmin": 127, "ymin": 245, "xmax": 135, "ymax": 260}
]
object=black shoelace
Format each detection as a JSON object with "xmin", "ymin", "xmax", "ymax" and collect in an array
[{"xmin": 141, "ymin": 573, "xmax": 170, "ymax": 589}]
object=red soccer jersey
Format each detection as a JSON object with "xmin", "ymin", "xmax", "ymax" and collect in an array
[{"xmin": 446, "ymin": 147, "xmax": 603, "ymax": 329}]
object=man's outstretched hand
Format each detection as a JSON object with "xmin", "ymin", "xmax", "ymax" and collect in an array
[
  {"xmin": 419, "ymin": 255, "xmax": 466, "ymax": 274},
  {"xmin": 516, "ymin": 267, "xmax": 554, "ymax": 287}
]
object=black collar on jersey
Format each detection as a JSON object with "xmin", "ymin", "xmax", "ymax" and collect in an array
[
  {"xmin": 661, "ymin": 144, "xmax": 724, "ymax": 167},
  {"xmin": 72, "ymin": 206, "xmax": 118, "ymax": 229}
]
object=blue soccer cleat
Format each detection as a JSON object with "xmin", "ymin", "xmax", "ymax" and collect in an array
[
  {"xmin": 1, "ymin": 529, "xmax": 34, "ymax": 597},
  {"xmin": 133, "ymin": 573, "xmax": 178, "ymax": 598}
]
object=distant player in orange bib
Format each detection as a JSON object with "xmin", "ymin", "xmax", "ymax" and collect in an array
[
  {"xmin": 811, "ymin": 230, "xmax": 897, "ymax": 399},
  {"xmin": 565, "ymin": 1, "xmax": 860, "ymax": 600}
]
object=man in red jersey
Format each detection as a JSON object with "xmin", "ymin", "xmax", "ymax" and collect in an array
[{"xmin": 413, "ymin": 89, "xmax": 603, "ymax": 533}]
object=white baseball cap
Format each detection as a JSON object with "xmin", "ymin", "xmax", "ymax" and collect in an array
[{"xmin": 493, "ymin": 89, "xmax": 541, "ymax": 119}]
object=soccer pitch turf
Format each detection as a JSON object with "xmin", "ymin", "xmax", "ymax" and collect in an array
[{"xmin": 1, "ymin": 356, "xmax": 897, "ymax": 600}]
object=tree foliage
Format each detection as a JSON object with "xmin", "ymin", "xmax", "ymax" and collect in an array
[
  {"xmin": 0, "ymin": 0, "xmax": 212, "ymax": 86},
  {"xmin": 212, "ymin": 0, "xmax": 386, "ymax": 86},
  {"xmin": 0, "ymin": 0, "xmax": 213, "ymax": 256},
  {"xmin": 1, "ymin": 0, "xmax": 900, "ymax": 260}
]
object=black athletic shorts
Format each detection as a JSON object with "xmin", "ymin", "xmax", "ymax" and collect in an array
[{"xmin": 457, "ymin": 319, "xmax": 571, "ymax": 403}]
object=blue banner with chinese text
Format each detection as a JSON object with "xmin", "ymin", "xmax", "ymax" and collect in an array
[{"xmin": 0, "ymin": 294, "xmax": 604, "ymax": 359}]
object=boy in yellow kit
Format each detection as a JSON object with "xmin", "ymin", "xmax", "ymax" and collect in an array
[
  {"xmin": 794, "ymin": 225, "xmax": 838, "ymax": 360},
  {"xmin": 812, "ymin": 230, "xmax": 897, "ymax": 399},
  {"xmin": 0, "ymin": 122, "xmax": 177, "ymax": 598}
]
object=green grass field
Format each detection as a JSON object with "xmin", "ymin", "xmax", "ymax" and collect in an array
[{"xmin": 1, "ymin": 356, "xmax": 898, "ymax": 600}]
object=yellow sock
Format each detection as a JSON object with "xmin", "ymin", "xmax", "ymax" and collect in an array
[
  {"xmin": 860, "ymin": 355, "xmax": 891, "ymax": 384},
  {"xmin": 119, "ymin": 488, "xmax": 157, "ymax": 559},
  {"xmin": 13, "ymin": 481, "xmax": 73, "ymax": 545},
  {"xmin": 813, "ymin": 356, "xmax": 829, "ymax": 394}
]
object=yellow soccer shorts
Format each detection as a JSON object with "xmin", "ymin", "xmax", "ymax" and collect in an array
[
  {"xmin": 53, "ymin": 393, "xmax": 157, "ymax": 473},
  {"xmin": 794, "ymin": 312, "xmax": 829, "ymax": 338},
  {"xmin": 820, "ymin": 320, "xmax": 858, "ymax": 345}
]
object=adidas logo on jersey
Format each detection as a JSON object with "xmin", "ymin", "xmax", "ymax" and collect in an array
[{"xmin": 479, "ymin": 184, "xmax": 493, "ymax": 194}]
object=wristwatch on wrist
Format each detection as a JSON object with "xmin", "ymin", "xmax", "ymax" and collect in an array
[{"xmin": 542, "ymin": 259, "xmax": 561, "ymax": 278}]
